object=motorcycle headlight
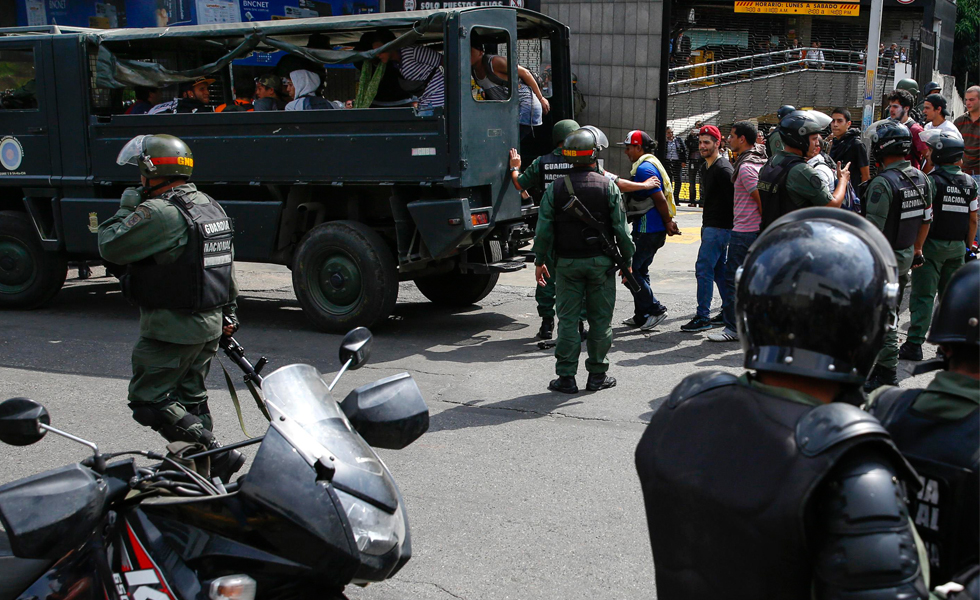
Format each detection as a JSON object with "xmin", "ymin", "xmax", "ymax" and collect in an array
[{"xmin": 335, "ymin": 489, "xmax": 405, "ymax": 556}]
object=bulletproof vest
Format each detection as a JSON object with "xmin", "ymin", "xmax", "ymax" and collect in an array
[
  {"xmin": 878, "ymin": 167, "xmax": 930, "ymax": 250},
  {"xmin": 636, "ymin": 372, "xmax": 908, "ymax": 598},
  {"xmin": 552, "ymin": 170, "xmax": 612, "ymax": 259},
  {"xmin": 123, "ymin": 189, "xmax": 234, "ymax": 312},
  {"xmin": 873, "ymin": 387, "xmax": 980, "ymax": 584},
  {"xmin": 758, "ymin": 154, "xmax": 805, "ymax": 230},
  {"xmin": 929, "ymin": 170, "xmax": 977, "ymax": 242},
  {"xmin": 535, "ymin": 152, "xmax": 576, "ymax": 197}
]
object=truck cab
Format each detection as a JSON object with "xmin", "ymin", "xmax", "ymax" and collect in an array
[{"xmin": 0, "ymin": 8, "xmax": 571, "ymax": 331}]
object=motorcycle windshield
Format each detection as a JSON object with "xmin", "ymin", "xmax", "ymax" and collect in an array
[{"xmin": 262, "ymin": 364, "xmax": 399, "ymax": 513}]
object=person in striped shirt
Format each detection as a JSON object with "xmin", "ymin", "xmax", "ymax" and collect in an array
[{"xmin": 372, "ymin": 30, "xmax": 445, "ymax": 110}]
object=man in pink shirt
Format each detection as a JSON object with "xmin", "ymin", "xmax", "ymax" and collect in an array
[
  {"xmin": 887, "ymin": 89, "xmax": 927, "ymax": 169},
  {"xmin": 710, "ymin": 121, "xmax": 767, "ymax": 342}
]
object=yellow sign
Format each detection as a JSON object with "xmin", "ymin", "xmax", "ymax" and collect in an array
[{"xmin": 734, "ymin": 1, "xmax": 860, "ymax": 15}]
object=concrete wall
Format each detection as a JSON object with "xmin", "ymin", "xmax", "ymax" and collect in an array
[{"xmin": 539, "ymin": 0, "xmax": 665, "ymax": 174}]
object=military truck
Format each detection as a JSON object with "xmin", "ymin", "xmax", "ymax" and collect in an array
[{"xmin": 0, "ymin": 8, "xmax": 571, "ymax": 331}]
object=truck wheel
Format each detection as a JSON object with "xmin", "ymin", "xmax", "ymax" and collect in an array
[
  {"xmin": 415, "ymin": 241, "xmax": 501, "ymax": 307},
  {"xmin": 0, "ymin": 211, "xmax": 68, "ymax": 309},
  {"xmin": 292, "ymin": 221, "xmax": 398, "ymax": 332}
]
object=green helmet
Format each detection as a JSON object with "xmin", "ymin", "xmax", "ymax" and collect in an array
[
  {"xmin": 896, "ymin": 78, "xmax": 919, "ymax": 96},
  {"xmin": 561, "ymin": 126, "xmax": 608, "ymax": 165},
  {"xmin": 552, "ymin": 119, "xmax": 581, "ymax": 146},
  {"xmin": 116, "ymin": 134, "xmax": 194, "ymax": 179}
]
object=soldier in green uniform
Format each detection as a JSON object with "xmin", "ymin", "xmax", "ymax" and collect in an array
[
  {"xmin": 531, "ymin": 126, "xmax": 634, "ymax": 393},
  {"xmin": 757, "ymin": 110, "xmax": 852, "ymax": 230},
  {"xmin": 98, "ymin": 134, "xmax": 244, "ymax": 482},
  {"xmin": 863, "ymin": 121, "xmax": 935, "ymax": 391},
  {"xmin": 508, "ymin": 120, "xmax": 659, "ymax": 340},
  {"xmin": 901, "ymin": 131, "xmax": 979, "ymax": 361},
  {"xmin": 868, "ymin": 261, "xmax": 979, "ymax": 587}
]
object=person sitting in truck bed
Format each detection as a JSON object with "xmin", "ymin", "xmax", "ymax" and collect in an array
[
  {"xmin": 470, "ymin": 36, "xmax": 550, "ymax": 116},
  {"xmin": 252, "ymin": 74, "xmax": 285, "ymax": 111},
  {"xmin": 284, "ymin": 69, "xmax": 334, "ymax": 111},
  {"xmin": 370, "ymin": 29, "xmax": 445, "ymax": 110},
  {"xmin": 216, "ymin": 79, "xmax": 254, "ymax": 112},
  {"xmin": 353, "ymin": 31, "xmax": 415, "ymax": 108},
  {"xmin": 148, "ymin": 77, "xmax": 214, "ymax": 114},
  {"xmin": 125, "ymin": 86, "xmax": 162, "ymax": 115}
]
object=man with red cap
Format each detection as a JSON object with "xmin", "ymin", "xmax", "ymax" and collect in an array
[
  {"xmin": 681, "ymin": 124, "xmax": 734, "ymax": 332},
  {"xmin": 615, "ymin": 130, "xmax": 681, "ymax": 331}
]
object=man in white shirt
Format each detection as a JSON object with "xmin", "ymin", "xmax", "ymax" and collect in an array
[{"xmin": 923, "ymin": 94, "xmax": 963, "ymax": 172}]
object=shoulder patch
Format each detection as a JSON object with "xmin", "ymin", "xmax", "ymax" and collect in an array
[
  {"xmin": 135, "ymin": 205, "xmax": 152, "ymax": 220},
  {"xmin": 809, "ymin": 174, "xmax": 824, "ymax": 191},
  {"xmin": 796, "ymin": 403, "xmax": 889, "ymax": 457},
  {"xmin": 123, "ymin": 210, "xmax": 144, "ymax": 228},
  {"xmin": 668, "ymin": 370, "xmax": 739, "ymax": 408}
]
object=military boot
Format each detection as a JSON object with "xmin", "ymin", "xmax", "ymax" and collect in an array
[
  {"xmin": 209, "ymin": 442, "xmax": 246, "ymax": 484},
  {"xmin": 586, "ymin": 373, "xmax": 616, "ymax": 391},
  {"xmin": 548, "ymin": 376, "xmax": 578, "ymax": 394},
  {"xmin": 537, "ymin": 317, "xmax": 555, "ymax": 340},
  {"xmin": 898, "ymin": 341, "xmax": 923, "ymax": 361},
  {"xmin": 863, "ymin": 365, "xmax": 899, "ymax": 393}
]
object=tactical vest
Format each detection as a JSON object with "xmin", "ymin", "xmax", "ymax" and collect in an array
[
  {"xmin": 122, "ymin": 189, "xmax": 234, "ymax": 312},
  {"xmin": 878, "ymin": 167, "xmax": 930, "ymax": 250},
  {"xmin": 758, "ymin": 154, "xmax": 804, "ymax": 230},
  {"xmin": 535, "ymin": 152, "xmax": 576, "ymax": 197},
  {"xmin": 636, "ymin": 372, "xmax": 911, "ymax": 598},
  {"xmin": 872, "ymin": 387, "xmax": 979, "ymax": 584},
  {"xmin": 552, "ymin": 170, "xmax": 612, "ymax": 259},
  {"xmin": 929, "ymin": 170, "xmax": 977, "ymax": 242}
]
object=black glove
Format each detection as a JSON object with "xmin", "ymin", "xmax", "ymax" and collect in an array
[{"xmin": 911, "ymin": 253, "xmax": 925, "ymax": 268}]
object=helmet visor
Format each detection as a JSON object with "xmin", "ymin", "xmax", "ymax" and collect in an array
[
  {"xmin": 581, "ymin": 126, "xmax": 609, "ymax": 151},
  {"xmin": 917, "ymin": 127, "xmax": 943, "ymax": 148},
  {"xmin": 803, "ymin": 110, "xmax": 832, "ymax": 134},
  {"xmin": 116, "ymin": 135, "xmax": 147, "ymax": 167}
]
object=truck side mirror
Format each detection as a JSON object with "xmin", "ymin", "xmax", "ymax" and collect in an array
[
  {"xmin": 339, "ymin": 327, "xmax": 372, "ymax": 371},
  {"xmin": 0, "ymin": 398, "xmax": 50, "ymax": 446},
  {"xmin": 340, "ymin": 373, "xmax": 429, "ymax": 450}
]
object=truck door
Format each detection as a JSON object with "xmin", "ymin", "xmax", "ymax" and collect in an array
[
  {"xmin": 0, "ymin": 37, "xmax": 58, "ymax": 181},
  {"xmin": 457, "ymin": 9, "xmax": 519, "ymax": 190}
]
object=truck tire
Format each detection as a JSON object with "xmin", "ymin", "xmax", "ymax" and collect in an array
[
  {"xmin": 414, "ymin": 241, "xmax": 501, "ymax": 307},
  {"xmin": 0, "ymin": 211, "xmax": 68, "ymax": 309},
  {"xmin": 292, "ymin": 220, "xmax": 398, "ymax": 333}
]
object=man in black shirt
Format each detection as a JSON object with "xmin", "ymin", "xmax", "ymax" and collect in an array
[
  {"xmin": 682, "ymin": 125, "xmax": 734, "ymax": 332},
  {"xmin": 828, "ymin": 107, "xmax": 870, "ymax": 185},
  {"xmin": 685, "ymin": 120, "xmax": 704, "ymax": 206}
]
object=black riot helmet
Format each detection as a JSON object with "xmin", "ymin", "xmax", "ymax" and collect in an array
[
  {"xmin": 920, "ymin": 128, "xmax": 965, "ymax": 165},
  {"xmin": 923, "ymin": 81, "xmax": 941, "ymax": 96},
  {"xmin": 776, "ymin": 105, "xmax": 796, "ymax": 120},
  {"xmin": 736, "ymin": 207, "xmax": 899, "ymax": 385},
  {"xmin": 776, "ymin": 110, "xmax": 831, "ymax": 153},
  {"xmin": 927, "ymin": 261, "xmax": 979, "ymax": 348},
  {"xmin": 870, "ymin": 119, "xmax": 912, "ymax": 161}
]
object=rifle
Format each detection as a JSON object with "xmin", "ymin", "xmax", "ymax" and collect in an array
[
  {"xmin": 560, "ymin": 176, "xmax": 642, "ymax": 293},
  {"xmin": 219, "ymin": 315, "xmax": 271, "ymax": 426}
]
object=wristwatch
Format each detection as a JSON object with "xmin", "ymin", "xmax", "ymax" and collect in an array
[{"xmin": 509, "ymin": 167, "xmax": 519, "ymax": 173}]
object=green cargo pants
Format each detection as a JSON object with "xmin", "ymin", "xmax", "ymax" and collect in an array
[
  {"xmin": 875, "ymin": 252, "xmax": 912, "ymax": 370},
  {"xmin": 537, "ymin": 254, "xmax": 588, "ymax": 321},
  {"xmin": 128, "ymin": 336, "xmax": 221, "ymax": 445},
  {"xmin": 554, "ymin": 255, "xmax": 616, "ymax": 377},
  {"xmin": 907, "ymin": 238, "xmax": 966, "ymax": 345}
]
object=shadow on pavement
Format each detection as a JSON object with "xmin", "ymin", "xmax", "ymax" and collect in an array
[{"xmin": 428, "ymin": 391, "xmax": 586, "ymax": 433}]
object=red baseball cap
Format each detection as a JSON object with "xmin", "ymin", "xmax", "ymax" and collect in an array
[
  {"xmin": 699, "ymin": 125, "xmax": 722, "ymax": 141},
  {"xmin": 616, "ymin": 130, "xmax": 654, "ymax": 147}
]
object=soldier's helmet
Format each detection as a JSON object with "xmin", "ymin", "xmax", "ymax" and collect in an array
[
  {"xmin": 923, "ymin": 81, "xmax": 941, "ymax": 95},
  {"xmin": 928, "ymin": 261, "xmax": 979, "ymax": 348},
  {"xmin": 117, "ymin": 134, "xmax": 194, "ymax": 180},
  {"xmin": 552, "ymin": 119, "xmax": 581, "ymax": 146},
  {"xmin": 870, "ymin": 119, "xmax": 912, "ymax": 160},
  {"xmin": 736, "ymin": 207, "xmax": 899, "ymax": 385},
  {"xmin": 776, "ymin": 104, "xmax": 796, "ymax": 120},
  {"xmin": 777, "ymin": 110, "xmax": 831, "ymax": 153},
  {"xmin": 896, "ymin": 78, "xmax": 919, "ymax": 96},
  {"xmin": 919, "ymin": 128, "xmax": 965, "ymax": 165},
  {"xmin": 561, "ymin": 126, "xmax": 609, "ymax": 165}
]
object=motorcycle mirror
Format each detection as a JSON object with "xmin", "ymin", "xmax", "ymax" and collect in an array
[
  {"xmin": 339, "ymin": 327, "xmax": 372, "ymax": 371},
  {"xmin": 340, "ymin": 373, "xmax": 429, "ymax": 450},
  {"xmin": 0, "ymin": 397, "xmax": 50, "ymax": 446}
]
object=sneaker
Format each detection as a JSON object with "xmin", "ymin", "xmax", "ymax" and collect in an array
[
  {"xmin": 680, "ymin": 316, "xmax": 712, "ymax": 332},
  {"xmin": 863, "ymin": 365, "xmax": 899, "ymax": 393},
  {"xmin": 710, "ymin": 312, "xmax": 725, "ymax": 328},
  {"xmin": 622, "ymin": 315, "xmax": 642, "ymax": 327},
  {"xmin": 708, "ymin": 328, "xmax": 738, "ymax": 342},
  {"xmin": 548, "ymin": 376, "xmax": 578, "ymax": 394},
  {"xmin": 898, "ymin": 341, "xmax": 923, "ymax": 361},
  {"xmin": 586, "ymin": 373, "xmax": 617, "ymax": 391},
  {"xmin": 537, "ymin": 317, "xmax": 554, "ymax": 340},
  {"xmin": 640, "ymin": 311, "xmax": 669, "ymax": 331}
]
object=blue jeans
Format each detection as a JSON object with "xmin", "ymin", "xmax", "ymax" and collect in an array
[
  {"xmin": 630, "ymin": 230, "xmax": 668, "ymax": 319},
  {"xmin": 695, "ymin": 227, "xmax": 731, "ymax": 319},
  {"xmin": 722, "ymin": 230, "xmax": 758, "ymax": 331}
]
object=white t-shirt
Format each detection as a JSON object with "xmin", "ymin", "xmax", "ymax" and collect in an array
[{"xmin": 925, "ymin": 120, "xmax": 963, "ymax": 140}]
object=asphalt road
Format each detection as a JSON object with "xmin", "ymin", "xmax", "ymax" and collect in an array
[{"xmin": 0, "ymin": 208, "xmax": 935, "ymax": 600}]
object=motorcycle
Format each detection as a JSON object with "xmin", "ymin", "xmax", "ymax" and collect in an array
[{"xmin": 0, "ymin": 328, "xmax": 429, "ymax": 600}]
